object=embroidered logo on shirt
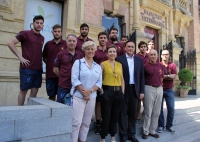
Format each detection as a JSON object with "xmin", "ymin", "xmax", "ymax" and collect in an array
[
  {"xmin": 159, "ymin": 69, "xmax": 162, "ymax": 75},
  {"xmin": 27, "ymin": 76, "xmax": 31, "ymax": 82},
  {"xmin": 116, "ymin": 46, "xmax": 121, "ymax": 52},
  {"xmin": 54, "ymin": 57, "xmax": 58, "ymax": 63}
]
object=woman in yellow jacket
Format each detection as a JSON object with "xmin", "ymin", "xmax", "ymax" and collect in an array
[{"xmin": 100, "ymin": 44, "xmax": 125, "ymax": 142}]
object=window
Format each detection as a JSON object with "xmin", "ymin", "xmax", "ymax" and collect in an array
[{"xmin": 102, "ymin": 14, "xmax": 122, "ymax": 41}]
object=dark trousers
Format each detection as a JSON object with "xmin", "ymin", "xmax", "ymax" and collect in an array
[
  {"xmin": 158, "ymin": 88, "xmax": 175, "ymax": 128},
  {"xmin": 119, "ymin": 85, "xmax": 138, "ymax": 137},
  {"xmin": 100, "ymin": 89, "xmax": 124, "ymax": 139}
]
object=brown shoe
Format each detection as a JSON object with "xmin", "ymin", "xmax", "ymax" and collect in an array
[
  {"xmin": 142, "ymin": 134, "xmax": 148, "ymax": 139},
  {"xmin": 149, "ymin": 133, "xmax": 159, "ymax": 138}
]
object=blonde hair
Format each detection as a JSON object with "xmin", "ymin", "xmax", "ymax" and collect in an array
[{"xmin": 82, "ymin": 41, "xmax": 97, "ymax": 51}]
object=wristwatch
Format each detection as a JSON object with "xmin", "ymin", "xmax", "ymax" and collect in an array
[{"xmin": 91, "ymin": 89, "xmax": 94, "ymax": 93}]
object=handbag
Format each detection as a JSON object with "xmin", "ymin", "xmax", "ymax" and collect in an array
[{"xmin": 64, "ymin": 60, "xmax": 81, "ymax": 106}]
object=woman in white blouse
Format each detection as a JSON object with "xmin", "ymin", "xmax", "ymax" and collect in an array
[{"xmin": 71, "ymin": 41, "xmax": 102, "ymax": 142}]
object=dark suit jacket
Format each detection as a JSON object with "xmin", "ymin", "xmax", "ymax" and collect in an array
[{"xmin": 116, "ymin": 54, "xmax": 145, "ymax": 97}]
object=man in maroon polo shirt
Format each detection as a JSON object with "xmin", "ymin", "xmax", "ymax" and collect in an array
[
  {"xmin": 120, "ymin": 36, "xmax": 128, "ymax": 47},
  {"xmin": 53, "ymin": 34, "xmax": 83, "ymax": 103},
  {"xmin": 142, "ymin": 49, "xmax": 164, "ymax": 139},
  {"xmin": 135, "ymin": 41, "xmax": 149, "ymax": 125},
  {"xmin": 76, "ymin": 23, "xmax": 93, "ymax": 55},
  {"xmin": 7, "ymin": 15, "xmax": 44, "ymax": 106},
  {"xmin": 158, "ymin": 50, "xmax": 177, "ymax": 133},
  {"xmin": 147, "ymin": 40, "xmax": 155, "ymax": 53},
  {"xmin": 93, "ymin": 32, "xmax": 108, "ymax": 135},
  {"xmin": 42, "ymin": 24, "xmax": 67, "ymax": 101},
  {"xmin": 135, "ymin": 41, "xmax": 149, "ymax": 64},
  {"xmin": 106, "ymin": 27, "xmax": 125, "ymax": 56}
]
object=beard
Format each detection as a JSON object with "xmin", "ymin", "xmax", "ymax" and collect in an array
[
  {"xmin": 110, "ymin": 36, "xmax": 118, "ymax": 41},
  {"xmin": 81, "ymin": 32, "xmax": 88, "ymax": 37},
  {"xmin": 54, "ymin": 35, "xmax": 61, "ymax": 40}
]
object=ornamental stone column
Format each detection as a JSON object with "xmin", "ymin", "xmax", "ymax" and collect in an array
[{"xmin": 132, "ymin": 0, "xmax": 140, "ymax": 30}]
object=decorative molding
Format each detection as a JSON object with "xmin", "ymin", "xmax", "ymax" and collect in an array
[
  {"xmin": 75, "ymin": 0, "xmax": 84, "ymax": 28},
  {"xmin": 158, "ymin": 0, "xmax": 171, "ymax": 7},
  {"xmin": 109, "ymin": 0, "xmax": 120, "ymax": 16},
  {"xmin": 173, "ymin": 9, "xmax": 193, "ymax": 36}
]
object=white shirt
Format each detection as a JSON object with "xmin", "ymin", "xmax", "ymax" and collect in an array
[
  {"xmin": 126, "ymin": 54, "xmax": 135, "ymax": 84},
  {"xmin": 71, "ymin": 58, "xmax": 102, "ymax": 99}
]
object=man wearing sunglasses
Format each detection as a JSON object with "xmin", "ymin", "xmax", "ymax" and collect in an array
[
  {"xmin": 158, "ymin": 50, "xmax": 177, "ymax": 133},
  {"xmin": 53, "ymin": 34, "xmax": 83, "ymax": 103}
]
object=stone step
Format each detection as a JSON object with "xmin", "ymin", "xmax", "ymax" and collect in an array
[
  {"xmin": 168, "ymin": 130, "xmax": 200, "ymax": 142},
  {"xmin": 89, "ymin": 110, "xmax": 200, "ymax": 133},
  {"xmin": 87, "ymin": 118, "xmax": 200, "ymax": 142},
  {"xmin": 87, "ymin": 119, "xmax": 200, "ymax": 142}
]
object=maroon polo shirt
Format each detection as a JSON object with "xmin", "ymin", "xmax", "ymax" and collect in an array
[
  {"xmin": 135, "ymin": 52, "xmax": 150, "ymax": 64},
  {"xmin": 106, "ymin": 41, "xmax": 125, "ymax": 56},
  {"xmin": 16, "ymin": 30, "xmax": 44, "ymax": 70},
  {"xmin": 53, "ymin": 49, "xmax": 83, "ymax": 89},
  {"xmin": 144, "ymin": 61, "xmax": 164, "ymax": 87},
  {"xmin": 160, "ymin": 62, "xmax": 177, "ymax": 90},
  {"xmin": 42, "ymin": 39, "xmax": 67, "ymax": 79},
  {"xmin": 76, "ymin": 36, "xmax": 93, "ymax": 54},
  {"xmin": 93, "ymin": 46, "xmax": 107, "ymax": 65}
]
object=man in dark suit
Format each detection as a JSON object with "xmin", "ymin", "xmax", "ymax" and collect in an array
[{"xmin": 116, "ymin": 41, "xmax": 145, "ymax": 142}]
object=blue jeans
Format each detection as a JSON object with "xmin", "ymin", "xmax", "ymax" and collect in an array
[{"xmin": 158, "ymin": 88, "xmax": 175, "ymax": 128}]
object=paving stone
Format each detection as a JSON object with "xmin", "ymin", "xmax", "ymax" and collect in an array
[
  {"xmin": 168, "ymin": 130, "xmax": 200, "ymax": 142},
  {"xmin": 0, "ymin": 105, "xmax": 50, "ymax": 121},
  {"xmin": 0, "ymin": 120, "xmax": 15, "ymax": 142},
  {"xmin": 15, "ymin": 116, "xmax": 71, "ymax": 140},
  {"xmin": 28, "ymin": 97, "xmax": 72, "ymax": 117},
  {"xmin": 21, "ymin": 134, "xmax": 71, "ymax": 142}
]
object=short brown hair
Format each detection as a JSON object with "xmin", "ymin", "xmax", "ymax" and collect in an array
[
  {"xmin": 148, "ymin": 40, "xmax": 154, "ymax": 44},
  {"xmin": 109, "ymin": 28, "xmax": 118, "ymax": 34},
  {"xmin": 52, "ymin": 24, "xmax": 62, "ymax": 31},
  {"xmin": 98, "ymin": 32, "xmax": 107, "ymax": 39},
  {"xmin": 138, "ymin": 41, "xmax": 147, "ymax": 48},
  {"xmin": 106, "ymin": 44, "xmax": 117, "ymax": 53}
]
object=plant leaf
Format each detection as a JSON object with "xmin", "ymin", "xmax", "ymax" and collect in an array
[
  {"xmin": 45, "ymin": 14, "xmax": 54, "ymax": 19},
  {"xmin": 38, "ymin": 6, "xmax": 44, "ymax": 16}
]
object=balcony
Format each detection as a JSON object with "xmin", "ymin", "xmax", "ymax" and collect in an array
[{"xmin": 173, "ymin": 0, "xmax": 191, "ymax": 16}]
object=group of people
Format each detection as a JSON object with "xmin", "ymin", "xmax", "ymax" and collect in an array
[{"xmin": 7, "ymin": 15, "xmax": 177, "ymax": 142}]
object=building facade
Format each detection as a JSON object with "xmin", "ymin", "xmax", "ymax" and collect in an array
[{"xmin": 0, "ymin": 0, "xmax": 199, "ymax": 106}]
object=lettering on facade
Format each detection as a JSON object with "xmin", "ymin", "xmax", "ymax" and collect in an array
[{"xmin": 140, "ymin": 9, "xmax": 165, "ymax": 28}]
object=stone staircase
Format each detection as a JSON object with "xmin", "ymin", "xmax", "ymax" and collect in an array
[{"xmin": 86, "ymin": 96, "xmax": 200, "ymax": 142}]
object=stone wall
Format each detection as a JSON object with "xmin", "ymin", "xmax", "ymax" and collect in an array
[{"xmin": 0, "ymin": 97, "xmax": 71, "ymax": 142}]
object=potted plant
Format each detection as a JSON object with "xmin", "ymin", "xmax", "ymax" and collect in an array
[{"xmin": 177, "ymin": 68, "xmax": 194, "ymax": 98}]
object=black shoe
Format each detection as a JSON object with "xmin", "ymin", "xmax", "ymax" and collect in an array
[
  {"xmin": 120, "ymin": 136, "xmax": 127, "ymax": 142},
  {"xmin": 128, "ymin": 135, "xmax": 139, "ymax": 142},
  {"xmin": 95, "ymin": 125, "xmax": 101, "ymax": 135}
]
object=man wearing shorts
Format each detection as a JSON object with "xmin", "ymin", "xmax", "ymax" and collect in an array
[
  {"xmin": 7, "ymin": 15, "xmax": 44, "ymax": 106},
  {"xmin": 42, "ymin": 24, "xmax": 67, "ymax": 101}
]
